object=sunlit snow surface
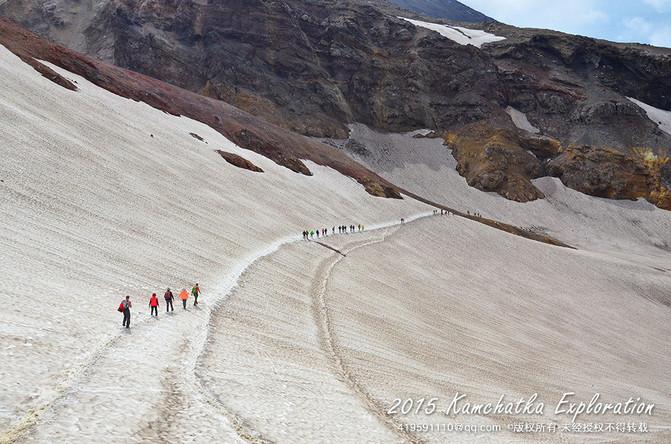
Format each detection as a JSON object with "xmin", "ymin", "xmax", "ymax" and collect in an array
[
  {"xmin": 1, "ymin": 40, "xmax": 671, "ymax": 444},
  {"xmin": 0, "ymin": 45, "xmax": 431, "ymax": 442},
  {"xmin": 399, "ymin": 17, "xmax": 506, "ymax": 48}
]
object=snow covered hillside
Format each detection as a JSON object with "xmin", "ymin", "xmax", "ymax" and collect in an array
[
  {"xmin": 342, "ymin": 124, "xmax": 671, "ymax": 263},
  {"xmin": 1, "ymin": 34, "xmax": 670, "ymax": 444},
  {"xmin": 399, "ymin": 17, "xmax": 505, "ymax": 48},
  {"xmin": 322, "ymin": 216, "xmax": 671, "ymax": 443},
  {"xmin": 0, "ymin": 45, "xmax": 432, "ymax": 442}
]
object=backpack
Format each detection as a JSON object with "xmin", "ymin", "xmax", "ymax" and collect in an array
[{"xmin": 118, "ymin": 303, "xmax": 125, "ymax": 312}]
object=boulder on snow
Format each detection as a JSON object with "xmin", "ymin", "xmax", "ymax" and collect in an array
[{"xmin": 216, "ymin": 150, "xmax": 264, "ymax": 173}]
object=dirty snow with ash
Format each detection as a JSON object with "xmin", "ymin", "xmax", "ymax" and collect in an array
[
  {"xmin": 505, "ymin": 105, "xmax": 540, "ymax": 133},
  {"xmin": 343, "ymin": 123, "xmax": 671, "ymax": 263},
  {"xmin": 399, "ymin": 17, "xmax": 505, "ymax": 48},
  {"xmin": 2, "ymin": 36, "xmax": 671, "ymax": 443},
  {"xmin": 0, "ymin": 44, "xmax": 432, "ymax": 443},
  {"xmin": 628, "ymin": 97, "xmax": 671, "ymax": 136}
]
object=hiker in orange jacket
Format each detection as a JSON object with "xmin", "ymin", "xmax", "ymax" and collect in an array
[
  {"xmin": 179, "ymin": 289, "xmax": 189, "ymax": 310},
  {"xmin": 149, "ymin": 293, "xmax": 159, "ymax": 317}
]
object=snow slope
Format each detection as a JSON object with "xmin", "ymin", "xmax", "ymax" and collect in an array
[
  {"xmin": 399, "ymin": 17, "xmax": 505, "ymax": 48},
  {"xmin": 343, "ymin": 124, "xmax": 671, "ymax": 265},
  {"xmin": 628, "ymin": 97, "xmax": 671, "ymax": 136},
  {"xmin": 0, "ymin": 45, "xmax": 432, "ymax": 442},
  {"xmin": 325, "ymin": 216, "xmax": 671, "ymax": 443}
]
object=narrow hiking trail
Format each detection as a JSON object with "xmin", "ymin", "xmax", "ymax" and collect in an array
[
  {"xmin": 310, "ymin": 226, "xmax": 424, "ymax": 444},
  {"xmin": 4, "ymin": 214, "xmax": 432, "ymax": 444},
  {"xmin": 193, "ymin": 220, "xmax": 440, "ymax": 444}
]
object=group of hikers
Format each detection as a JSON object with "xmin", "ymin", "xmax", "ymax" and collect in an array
[
  {"xmin": 302, "ymin": 224, "xmax": 365, "ymax": 240},
  {"xmin": 119, "ymin": 283, "xmax": 201, "ymax": 328}
]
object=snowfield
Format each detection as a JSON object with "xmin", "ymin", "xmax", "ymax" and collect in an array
[
  {"xmin": 1, "ymin": 40, "xmax": 670, "ymax": 444},
  {"xmin": 399, "ymin": 17, "xmax": 506, "ymax": 48},
  {"xmin": 0, "ymin": 45, "xmax": 431, "ymax": 442},
  {"xmin": 342, "ymin": 124, "xmax": 671, "ymax": 261}
]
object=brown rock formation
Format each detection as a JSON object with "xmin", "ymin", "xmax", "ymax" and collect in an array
[
  {"xmin": 547, "ymin": 146, "xmax": 671, "ymax": 209},
  {"xmin": 446, "ymin": 124, "xmax": 561, "ymax": 202},
  {"xmin": 216, "ymin": 150, "xmax": 264, "ymax": 173}
]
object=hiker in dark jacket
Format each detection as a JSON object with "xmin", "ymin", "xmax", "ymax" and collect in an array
[
  {"xmin": 121, "ymin": 296, "xmax": 132, "ymax": 328},
  {"xmin": 164, "ymin": 288, "xmax": 175, "ymax": 312}
]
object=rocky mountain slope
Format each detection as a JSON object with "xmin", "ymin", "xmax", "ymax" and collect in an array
[
  {"xmin": 1, "ymin": 0, "xmax": 670, "ymax": 209},
  {"xmin": 384, "ymin": 0, "xmax": 491, "ymax": 22}
]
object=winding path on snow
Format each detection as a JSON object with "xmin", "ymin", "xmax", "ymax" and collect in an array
[
  {"xmin": 3, "ymin": 213, "xmax": 431, "ymax": 444},
  {"xmin": 310, "ymin": 226, "xmax": 424, "ymax": 444}
]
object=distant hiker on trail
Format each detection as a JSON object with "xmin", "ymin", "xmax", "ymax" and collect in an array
[
  {"xmin": 316, "ymin": 229, "xmax": 320, "ymax": 238},
  {"xmin": 179, "ymin": 289, "xmax": 189, "ymax": 309},
  {"xmin": 149, "ymin": 293, "xmax": 159, "ymax": 317},
  {"xmin": 310, "ymin": 229, "xmax": 315, "ymax": 239},
  {"xmin": 332, "ymin": 226, "xmax": 335, "ymax": 235},
  {"xmin": 192, "ymin": 283, "xmax": 200, "ymax": 306},
  {"xmin": 121, "ymin": 295, "xmax": 132, "ymax": 328},
  {"xmin": 164, "ymin": 288, "xmax": 175, "ymax": 313},
  {"xmin": 401, "ymin": 218, "xmax": 405, "ymax": 224}
]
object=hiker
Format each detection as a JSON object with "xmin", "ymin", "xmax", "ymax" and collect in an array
[
  {"xmin": 316, "ymin": 229, "xmax": 320, "ymax": 238},
  {"xmin": 179, "ymin": 289, "xmax": 189, "ymax": 309},
  {"xmin": 401, "ymin": 218, "xmax": 405, "ymax": 224},
  {"xmin": 121, "ymin": 295, "xmax": 132, "ymax": 328},
  {"xmin": 310, "ymin": 229, "xmax": 314, "ymax": 239},
  {"xmin": 332, "ymin": 226, "xmax": 335, "ymax": 235},
  {"xmin": 164, "ymin": 288, "xmax": 175, "ymax": 312},
  {"xmin": 149, "ymin": 293, "xmax": 159, "ymax": 317},
  {"xmin": 192, "ymin": 283, "xmax": 200, "ymax": 306}
]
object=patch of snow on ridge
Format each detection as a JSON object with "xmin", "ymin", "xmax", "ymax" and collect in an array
[
  {"xmin": 627, "ymin": 97, "xmax": 671, "ymax": 136},
  {"xmin": 399, "ymin": 17, "xmax": 505, "ymax": 48},
  {"xmin": 505, "ymin": 106, "xmax": 540, "ymax": 134}
]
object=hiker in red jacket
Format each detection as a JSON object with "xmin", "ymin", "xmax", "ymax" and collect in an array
[
  {"xmin": 149, "ymin": 293, "xmax": 159, "ymax": 317},
  {"xmin": 164, "ymin": 288, "xmax": 174, "ymax": 313}
]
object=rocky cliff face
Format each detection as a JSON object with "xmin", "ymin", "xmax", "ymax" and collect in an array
[
  {"xmin": 384, "ymin": 0, "xmax": 491, "ymax": 22},
  {"xmin": 4, "ymin": 0, "xmax": 669, "ymax": 147},
  {"xmin": 2, "ymin": 0, "xmax": 671, "ymax": 208}
]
